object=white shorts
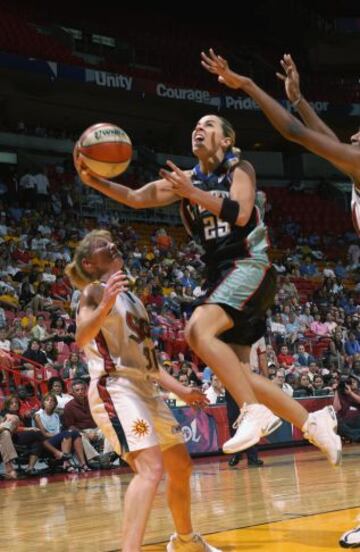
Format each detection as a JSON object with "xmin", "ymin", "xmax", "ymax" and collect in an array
[{"xmin": 88, "ymin": 375, "xmax": 184, "ymax": 460}]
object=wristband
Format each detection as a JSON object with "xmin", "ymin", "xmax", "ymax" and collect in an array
[{"xmin": 219, "ymin": 197, "xmax": 240, "ymax": 225}]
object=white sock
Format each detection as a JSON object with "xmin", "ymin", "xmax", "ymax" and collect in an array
[{"xmin": 178, "ymin": 532, "xmax": 194, "ymax": 542}]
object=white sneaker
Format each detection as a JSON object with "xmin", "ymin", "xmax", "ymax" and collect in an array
[
  {"xmin": 339, "ymin": 525, "xmax": 360, "ymax": 548},
  {"xmin": 167, "ymin": 533, "xmax": 222, "ymax": 551},
  {"xmin": 222, "ymin": 403, "xmax": 282, "ymax": 454},
  {"xmin": 302, "ymin": 406, "xmax": 342, "ymax": 466}
]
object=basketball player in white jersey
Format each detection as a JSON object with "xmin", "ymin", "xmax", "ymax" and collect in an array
[
  {"xmin": 65, "ymin": 229, "xmax": 220, "ymax": 552},
  {"xmin": 201, "ymin": 49, "xmax": 360, "ymax": 237},
  {"xmin": 202, "ymin": 48, "xmax": 360, "ymax": 549}
]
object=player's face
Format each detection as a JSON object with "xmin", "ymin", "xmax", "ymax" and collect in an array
[
  {"xmin": 350, "ymin": 128, "xmax": 360, "ymax": 147},
  {"xmin": 88, "ymin": 238, "xmax": 123, "ymax": 273},
  {"xmin": 191, "ymin": 115, "xmax": 231, "ymax": 158}
]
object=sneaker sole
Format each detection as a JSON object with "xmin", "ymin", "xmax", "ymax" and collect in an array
[
  {"xmin": 223, "ymin": 418, "xmax": 283, "ymax": 454},
  {"xmin": 223, "ymin": 433, "xmax": 261, "ymax": 454}
]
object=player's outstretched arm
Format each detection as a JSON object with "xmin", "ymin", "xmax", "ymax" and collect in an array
[
  {"xmin": 201, "ymin": 49, "xmax": 360, "ymax": 181},
  {"xmin": 276, "ymin": 53, "xmax": 339, "ymax": 142},
  {"xmin": 74, "ymin": 147, "xmax": 180, "ymax": 209}
]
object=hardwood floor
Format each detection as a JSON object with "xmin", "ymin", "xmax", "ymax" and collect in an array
[{"xmin": 1, "ymin": 445, "xmax": 360, "ymax": 551}]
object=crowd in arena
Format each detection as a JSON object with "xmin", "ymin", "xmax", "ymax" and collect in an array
[{"xmin": 0, "ymin": 157, "xmax": 359, "ymax": 478}]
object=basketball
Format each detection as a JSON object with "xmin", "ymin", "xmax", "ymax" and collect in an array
[{"xmin": 76, "ymin": 123, "xmax": 132, "ymax": 178}]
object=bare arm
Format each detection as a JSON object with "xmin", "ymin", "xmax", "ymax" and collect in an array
[
  {"xmin": 160, "ymin": 160, "xmax": 256, "ymax": 227},
  {"xmin": 276, "ymin": 54, "xmax": 339, "ymax": 142},
  {"xmin": 75, "ymin": 150, "xmax": 180, "ymax": 208},
  {"xmin": 201, "ymin": 50, "xmax": 360, "ymax": 182},
  {"xmin": 76, "ymin": 271, "xmax": 128, "ymax": 348},
  {"xmin": 34, "ymin": 413, "xmax": 54, "ymax": 438},
  {"xmin": 158, "ymin": 367, "xmax": 209, "ymax": 407}
]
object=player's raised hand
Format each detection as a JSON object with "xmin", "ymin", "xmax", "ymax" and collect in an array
[
  {"xmin": 100, "ymin": 271, "xmax": 129, "ymax": 312},
  {"xmin": 159, "ymin": 160, "xmax": 195, "ymax": 199},
  {"xmin": 276, "ymin": 53, "xmax": 301, "ymax": 103},
  {"xmin": 73, "ymin": 142, "xmax": 106, "ymax": 188},
  {"xmin": 201, "ymin": 48, "xmax": 250, "ymax": 90}
]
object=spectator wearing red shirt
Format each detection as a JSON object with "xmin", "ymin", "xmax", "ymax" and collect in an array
[
  {"xmin": 277, "ymin": 345, "xmax": 295, "ymax": 368},
  {"xmin": 50, "ymin": 275, "xmax": 71, "ymax": 301}
]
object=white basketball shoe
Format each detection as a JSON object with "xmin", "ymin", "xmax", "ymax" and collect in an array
[
  {"xmin": 339, "ymin": 525, "xmax": 360, "ymax": 548},
  {"xmin": 302, "ymin": 405, "xmax": 342, "ymax": 466},
  {"xmin": 222, "ymin": 403, "xmax": 282, "ymax": 454},
  {"xmin": 167, "ymin": 533, "xmax": 222, "ymax": 551}
]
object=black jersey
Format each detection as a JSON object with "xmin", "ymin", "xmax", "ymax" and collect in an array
[{"xmin": 180, "ymin": 157, "xmax": 269, "ymax": 266}]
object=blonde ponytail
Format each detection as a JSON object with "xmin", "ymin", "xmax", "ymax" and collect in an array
[{"xmin": 65, "ymin": 229, "xmax": 112, "ymax": 290}]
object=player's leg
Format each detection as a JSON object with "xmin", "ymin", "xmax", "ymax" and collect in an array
[
  {"xmin": 232, "ymin": 344, "xmax": 342, "ymax": 466},
  {"xmin": 123, "ymin": 445, "xmax": 164, "ymax": 552},
  {"xmin": 155, "ymin": 398, "xmax": 221, "ymax": 552},
  {"xmin": 88, "ymin": 377, "xmax": 164, "ymax": 550},
  {"xmin": 185, "ymin": 305, "xmax": 280, "ymax": 452},
  {"xmin": 185, "ymin": 304, "xmax": 258, "ymax": 407}
]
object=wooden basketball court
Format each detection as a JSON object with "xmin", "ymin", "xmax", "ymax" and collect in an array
[{"xmin": 1, "ymin": 445, "xmax": 360, "ymax": 551}]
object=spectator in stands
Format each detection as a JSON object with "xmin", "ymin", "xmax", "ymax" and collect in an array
[
  {"xmin": 313, "ymin": 375, "xmax": 332, "ymax": 395},
  {"xmin": 295, "ymin": 374, "xmax": 314, "ymax": 397},
  {"xmin": 205, "ymin": 375, "xmax": 225, "ymax": 404},
  {"xmin": 345, "ymin": 332, "xmax": 360, "ymax": 358},
  {"xmin": 294, "ymin": 343, "xmax": 314, "ymax": 367},
  {"xmin": 285, "ymin": 311, "xmax": 302, "ymax": 344},
  {"xmin": 324, "ymin": 312, "xmax": 337, "ymax": 334},
  {"xmin": 2, "ymin": 395, "xmax": 46, "ymax": 476},
  {"xmin": 47, "ymin": 377, "xmax": 73, "ymax": 414},
  {"xmin": 22, "ymin": 339, "xmax": 47, "ymax": 367},
  {"xmin": 299, "ymin": 257, "xmax": 317, "ymax": 278},
  {"xmin": 31, "ymin": 315, "xmax": 51, "ymax": 342},
  {"xmin": 50, "ymin": 316, "xmax": 74, "ymax": 344},
  {"xmin": 62, "ymin": 352, "xmax": 89, "ymax": 380},
  {"xmin": 18, "ymin": 282, "xmax": 35, "ymax": 309},
  {"xmin": 31, "ymin": 282, "xmax": 55, "ymax": 313},
  {"xmin": 50, "ymin": 275, "xmax": 71, "ymax": 302},
  {"xmin": 348, "ymin": 242, "xmax": 360, "ymax": 270},
  {"xmin": 334, "ymin": 260, "xmax": 347, "ymax": 280},
  {"xmin": 20, "ymin": 307, "xmax": 36, "ymax": 330},
  {"xmin": 281, "ymin": 275, "xmax": 299, "ymax": 301},
  {"xmin": 0, "ymin": 306, "xmax": 6, "ymax": 329},
  {"xmin": 310, "ymin": 313, "xmax": 331, "ymax": 338},
  {"xmin": 277, "ymin": 345, "xmax": 295, "ymax": 369},
  {"xmin": 34, "ymin": 393, "xmax": 89, "ymax": 472},
  {"xmin": 268, "ymin": 312, "xmax": 286, "ymax": 345},
  {"xmin": 18, "ymin": 384, "xmax": 41, "ymax": 426},
  {"xmin": 63, "ymin": 380, "xmax": 114, "ymax": 463},
  {"xmin": 0, "ymin": 328, "xmax": 11, "ymax": 351},
  {"xmin": 155, "ymin": 227, "xmax": 173, "ymax": 252},
  {"xmin": 273, "ymin": 369, "xmax": 294, "ymax": 396},
  {"xmin": 0, "ymin": 412, "xmax": 20, "ymax": 479},
  {"xmin": 10, "ymin": 326, "xmax": 29, "ymax": 355},
  {"xmin": 334, "ymin": 377, "xmax": 360, "ymax": 442}
]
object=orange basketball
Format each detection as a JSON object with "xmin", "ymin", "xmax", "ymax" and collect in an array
[{"xmin": 76, "ymin": 123, "xmax": 132, "ymax": 178}]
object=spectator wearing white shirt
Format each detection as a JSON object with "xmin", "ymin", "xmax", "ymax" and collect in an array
[
  {"xmin": 205, "ymin": 374, "xmax": 225, "ymax": 404},
  {"xmin": 250, "ymin": 337, "xmax": 267, "ymax": 376},
  {"xmin": 0, "ymin": 328, "xmax": 11, "ymax": 351},
  {"xmin": 41, "ymin": 266, "xmax": 56, "ymax": 284}
]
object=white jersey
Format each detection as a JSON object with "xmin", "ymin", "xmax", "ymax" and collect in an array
[
  {"xmin": 79, "ymin": 290, "xmax": 159, "ymax": 381},
  {"xmin": 351, "ymin": 184, "xmax": 360, "ymax": 236}
]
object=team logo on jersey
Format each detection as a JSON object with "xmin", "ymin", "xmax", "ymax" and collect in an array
[{"xmin": 131, "ymin": 418, "xmax": 150, "ymax": 438}]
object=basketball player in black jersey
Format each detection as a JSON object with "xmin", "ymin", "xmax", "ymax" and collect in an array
[{"xmin": 75, "ymin": 113, "xmax": 341, "ymax": 465}]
